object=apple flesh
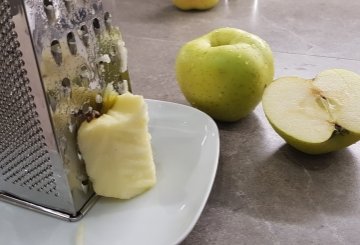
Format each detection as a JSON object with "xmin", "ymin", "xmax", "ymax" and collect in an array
[
  {"xmin": 172, "ymin": 0, "xmax": 219, "ymax": 10},
  {"xmin": 77, "ymin": 89, "xmax": 156, "ymax": 199},
  {"xmin": 176, "ymin": 27, "xmax": 274, "ymax": 122},
  {"xmin": 262, "ymin": 69, "xmax": 360, "ymax": 154}
]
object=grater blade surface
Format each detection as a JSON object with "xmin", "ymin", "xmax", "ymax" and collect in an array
[{"xmin": 0, "ymin": 0, "xmax": 130, "ymax": 221}]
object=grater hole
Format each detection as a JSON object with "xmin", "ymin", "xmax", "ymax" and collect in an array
[
  {"xmin": 48, "ymin": 94, "xmax": 57, "ymax": 112},
  {"xmin": 79, "ymin": 65, "xmax": 91, "ymax": 86},
  {"xmin": 104, "ymin": 12, "xmax": 111, "ymax": 20},
  {"xmin": 28, "ymin": 94, "xmax": 35, "ymax": 103},
  {"xmin": 79, "ymin": 25, "xmax": 89, "ymax": 46},
  {"xmin": 43, "ymin": 0, "xmax": 56, "ymax": 23},
  {"xmin": 104, "ymin": 12, "xmax": 112, "ymax": 30},
  {"xmin": 23, "ymin": 77, "xmax": 30, "ymax": 84},
  {"xmin": 51, "ymin": 40, "xmax": 62, "ymax": 65},
  {"xmin": 10, "ymin": 31, "xmax": 17, "ymax": 38},
  {"xmin": 61, "ymin": 78, "xmax": 71, "ymax": 88},
  {"xmin": 63, "ymin": 0, "xmax": 74, "ymax": 12},
  {"xmin": 98, "ymin": 61, "xmax": 105, "ymax": 75},
  {"xmin": 20, "ymin": 68, "xmax": 27, "ymax": 76},
  {"xmin": 92, "ymin": 3, "xmax": 99, "ymax": 12},
  {"xmin": 67, "ymin": 32, "xmax": 77, "ymax": 55},
  {"xmin": 61, "ymin": 78, "xmax": 72, "ymax": 97},
  {"xmin": 8, "ymin": 20, "xmax": 15, "ymax": 30},
  {"xmin": 80, "ymin": 25, "xmax": 88, "ymax": 32},
  {"xmin": 43, "ymin": 0, "xmax": 53, "ymax": 7},
  {"xmin": 93, "ymin": 18, "xmax": 101, "ymax": 35},
  {"xmin": 15, "ymin": 50, "xmax": 22, "ymax": 58}
]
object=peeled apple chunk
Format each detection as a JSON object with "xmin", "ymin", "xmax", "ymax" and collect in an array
[
  {"xmin": 77, "ymin": 91, "xmax": 156, "ymax": 199},
  {"xmin": 262, "ymin": 69, "xmax": 360, "ymax": 154}
]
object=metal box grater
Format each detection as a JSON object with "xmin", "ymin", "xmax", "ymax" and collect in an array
[{"xmin": 0, "ymin": 0, "xmax": 130, "ymax": 221}]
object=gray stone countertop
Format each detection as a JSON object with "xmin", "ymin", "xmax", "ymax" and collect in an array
[{"xmin": 106, "ymin": 0, "xmax": 360, "ymax": 244}]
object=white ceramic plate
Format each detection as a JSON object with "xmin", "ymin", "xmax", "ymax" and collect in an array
[{"xmin": 0, "ymin": 99, "xmax": 220, "ymax": 245}]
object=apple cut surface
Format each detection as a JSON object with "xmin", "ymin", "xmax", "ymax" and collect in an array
[
  {"xmin": 262, "ymin": 69, "xmax": 360, "ymax": 154},
  {"xmin": 263, "ymin": 77, "xmax": 334, "ymax": 143},
  {"xmin": 78, "ymin": 92, "xmax": 156, "ymax": 199},
  {"xmin": 313, "ymin": 69, "xmax": 360, "ymax": 133}
]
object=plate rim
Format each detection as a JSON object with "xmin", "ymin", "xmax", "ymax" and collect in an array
[{"xmin": 146, "ymin": 99, "xmax": 220, "ymax": 244}]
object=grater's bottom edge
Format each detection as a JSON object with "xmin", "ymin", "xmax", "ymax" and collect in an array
[{"xmin": 0, "ymin": 192, "xmax": 100, "ymax": 222}]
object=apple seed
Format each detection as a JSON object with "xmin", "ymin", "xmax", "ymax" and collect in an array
[{"xmin": 333, "ymin": 124, "xmax": 349, "ymax": 136}]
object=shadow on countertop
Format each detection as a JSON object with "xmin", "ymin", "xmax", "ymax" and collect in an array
[{"xmin": 208, "ymin": 112, "xmax": 358, "ymax": 225}]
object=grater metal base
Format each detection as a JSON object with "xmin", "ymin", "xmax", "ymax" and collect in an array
[{"xmin": 0, "ymin": 192, "xmax": 99, "ymax": 222}]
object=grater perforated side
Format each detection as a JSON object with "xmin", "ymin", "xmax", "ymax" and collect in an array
[{"xmin": 0, "ymin": 0, "xmax": 130, "ymax": 221}]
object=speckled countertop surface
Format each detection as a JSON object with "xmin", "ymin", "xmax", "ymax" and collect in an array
[{"xmin": 106, "ymin": 0, "xmax": 360, "ymax": 244}]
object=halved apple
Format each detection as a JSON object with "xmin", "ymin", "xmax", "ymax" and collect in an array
[{"xmin": 262, "ymin": 69, "xmax": 360, "ymax": 154}]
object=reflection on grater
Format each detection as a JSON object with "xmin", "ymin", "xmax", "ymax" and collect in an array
[{"xmin": 0, "ymin": 0, "xmax": 130, "ymax": 221}]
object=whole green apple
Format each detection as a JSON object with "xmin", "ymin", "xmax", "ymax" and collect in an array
[
  {"xmin": 172, "ymin": 0, "xmax": 219, "ymax": 10},
  {"xmin": 262, "ymin": 69, "xmax": 360, "ymax": 154},
  {"xmin": 175, "ymin": 27, "xmax": 274, "ymax": 122}
]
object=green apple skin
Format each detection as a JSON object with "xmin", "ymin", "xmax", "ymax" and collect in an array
[
  {"xmin": 175, "ymin": 27, "xmax": 274, "ymax": 122},
  {"xmin": 172, "ymin": 0, "xmax": 219, "ymax": 10},
  {"xmin": 263, "ymin": 69, "xmax": 360, "ymax": 155},
  {"xmin": 267, "ymin": 120, "xmax": 360, "ymax": 154}
]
